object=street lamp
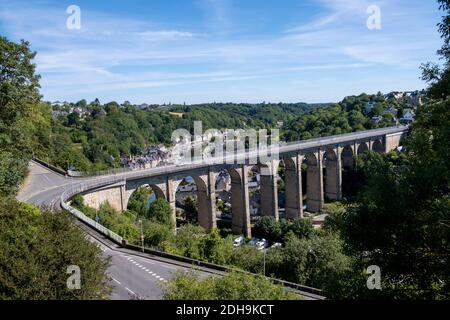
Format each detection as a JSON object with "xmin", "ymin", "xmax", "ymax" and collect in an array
[{"xmin": 138, "ymin": 220, "xmax": 144, "ymax": 253}]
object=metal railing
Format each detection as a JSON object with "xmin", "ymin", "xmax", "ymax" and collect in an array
[
  {"xmin": 66, "ymin": 125, "xmax": 409, "ymax": 178},
  {"xmin": 60, "ymin": 177, "xmax": 124, "ymax": 244}
]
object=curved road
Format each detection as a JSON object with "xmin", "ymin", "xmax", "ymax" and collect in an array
[{"xmin": 18, "ymin": 161, "xmax": 214, "ymax": 300}]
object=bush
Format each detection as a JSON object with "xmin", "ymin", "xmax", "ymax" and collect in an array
[
  {"xmin": 163, "ymin": 271, "xmax": 300, "ymax": 300},
  {"xmin": 173, "ymin": 224, "xmax": 206, "ymax": 260},
  {"xmin": 143, "ymin": 221, "xmax": 174, "ymax": 248},
  {"xmin": 281, "ymin": 233, "xmax": 352, "ymax": 295},
  {"xmin": 284, "ymin": 217, "xmax": 315, "ymax": 240},
  {"xmin": 229, "ymin": 246, "xmax": 264, "ymax": 274},
  {"xmin": 148, "ymin": 198, "xmax": 173, "ymax": 227},
  {"xmin": 199, "ymin": 230, "xmax": 234, "ymax": 265},
  {"xmin": 0, "ymin": 198, "xmax": 110, "ymax": 299},
  {"xmin": 253, "ymin": 216, "xmax": 282, "ymax": 243}
]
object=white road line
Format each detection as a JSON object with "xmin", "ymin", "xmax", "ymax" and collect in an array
[
  {"xmin": 125, "ymin": 287, "xmax": 136, "ymax": 295},
  {"xmin": 112, "ymin": 278, "xmax": 121, "ymax": 285},
  {"xmin": 134, "ymin": 258, "xmax": 155, "ymax": 265},
  {"xmin": 155, "ymin": 275, "xmax": 161, "ymax": 279}
]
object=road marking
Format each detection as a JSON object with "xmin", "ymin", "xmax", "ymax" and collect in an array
[
  {"xmin": 134, "ymin": 257, "xmax": 155, "ymax": 265},
  {"xmin": 112, "ymin": 277, "xmax": 121, "ymax": 285},
  {"xmin": 125, "ymin": 287, "xmax": 136, "ymax": 295}
]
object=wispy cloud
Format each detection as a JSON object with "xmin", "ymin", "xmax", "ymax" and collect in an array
[
  {"xmin": 0, "ymin": 0, "xmax": 442, "ymax": 103},
  {"xmin": 137, "ymin": 30, "xmax": 194, "ymax": 40}
]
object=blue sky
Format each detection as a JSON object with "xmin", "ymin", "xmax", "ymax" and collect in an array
[{"xmin": 0, "ymin": 0, "xmax": 444, "ymax": 104}]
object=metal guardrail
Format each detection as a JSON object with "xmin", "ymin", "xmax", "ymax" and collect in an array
[
  {"xmin": 62, "ymin": 201, "xmax": 123, "ymax": 244},
  {"xmin": 60, "ymin": 178, "xmax": 124, "ymax": 244},
  {"xmin": 33, "ymin": 158, "xmax": 67, "ymax": 176}
]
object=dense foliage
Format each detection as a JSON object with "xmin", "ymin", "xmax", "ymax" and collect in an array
[
  {"xmin": 0, "ymin": 199, "xmax": 110, "ymax": 299},
  {"xmin": 163, "ymin": 271, "xmax": 300, "ymax": 300},
  {"xmin": 0, "ymin": 37, "xmax": 50, "ymax": 197},
  {"xmin": 336, "ymin": 0, "xmax": 450, "ymax": 299}
]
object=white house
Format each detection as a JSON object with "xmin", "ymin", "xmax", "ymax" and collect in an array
[{"xmin": 400, "ymin": 109, "xmax": 415, "ymax": 124}]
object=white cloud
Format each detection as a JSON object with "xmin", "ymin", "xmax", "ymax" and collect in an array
[{"xmin": 0, "ymin": 0, "xmax": 441, "ymax": 103}]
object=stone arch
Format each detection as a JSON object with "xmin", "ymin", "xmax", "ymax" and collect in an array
[
  {"xmin": 357, "ymin": 142, "xmax": 369, "ymax": 155},
  {"xmin": 172, "ymin": 173, "xmax": 216, "ymax": 231},
  {"xmin": 341, "ymin": 145, "xmax": 354, "ymax": 169},
  {"xmin": 372, "ymin": 139, "xmax": 384, "ymax": 153},
  {"xmin": 125, "ymin": 181, "xmax": 167, "ymax": 212},
  {"xmin": 324, "ymin": 148, "xmax": 337, "ymax": 161},
  {"xmin": 305, "ymin": 152, "xmax": 318, "ymax": 166},
  {"xmin": 149, "ymin": 184, "xmax": 166, "ymax": 199},
  {"xmin": 215, "ymin": 170, "xmax": 231, "ymax": 192}
]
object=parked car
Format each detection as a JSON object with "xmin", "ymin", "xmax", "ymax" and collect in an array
[
  {"xmin": 270, "ymin": 242, "xmax": 282, "ymax": 249},
  {"xmin": 248, "ymin": 237, "xmax": 259, "ymax": 246},
  {"xmin": 233, "ymin": 236, "xmax": 245, "ymax": 247},
  {"xmin": 255, "ymin": 238, "xmax": 269, "ymax": 250}
]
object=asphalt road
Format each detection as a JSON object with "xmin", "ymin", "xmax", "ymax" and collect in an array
[
  {"xmin": 18, "ymin": 161, "xmax": 213, "ymax": 300},
  {"xmin": 86, "ymin": 224, "xmax": 212, "ymax": 300}
]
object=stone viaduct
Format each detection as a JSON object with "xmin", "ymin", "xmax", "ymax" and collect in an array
[{"xmin": 81, "ymin": 126, "xmax": 409, "ymax": 237}]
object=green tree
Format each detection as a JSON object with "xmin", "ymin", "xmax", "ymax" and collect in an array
[
  {"xmin": 421, "ymin": 0, "xmax": 450, "ymax": 99},
  {"xmin": 183, "ymin": 196, "xmax": 198, "ymax": 223},
  {"xmin": 229, "ymin": 246, "xmax": 264, "ymax": 274},
  {"xmin": 127, "ymin": 187, "xmax": 151, "ymax": 217},
  {"xmin": 0, "ymin": 199, "xmax": 110, "ymax": 299},
  {"xmin": 199, "ymin": 229, "xmax": 234, "ymax": 264},
  {"xmin": 253, "ymin": 216, "xmax": 282, "ymax": 243},
  {"xmin": 171, "ymin": 224, "xmax": 206, "ymax": 259},
  {"xmin": 143, "ymin": 221, "xmax": 173, "ymax": 248},
  {"xmin": 281, "ymin": 233, "xmax": 352, "ymax": 297},
  {"xmin": 163, "ymin": 271, "xmax": 300, "ymax": 300},
  {"xmin": 341, "ymin": 112, "xmax": 450, "ymax": 299},
  {"xmin": 284, "ymin": 217, "xmax": 315, "ymax": 240},
  {"xmin": 0, "ymin": 37, "xmax": 43, "ymax": 196},
  {"xmin": 148, "ymin": 198, "xmax": 173, "ymax": 227}
]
